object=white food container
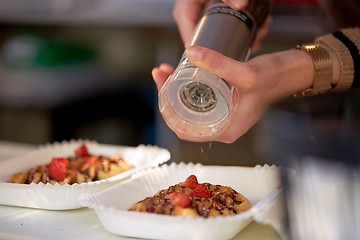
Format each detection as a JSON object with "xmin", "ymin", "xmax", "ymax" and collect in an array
[
  {"xmin": 0, "ymin": 139, "xmax": 170, "ymax": 210},
  {"xmin": 79, "ymin": 162, "xmax": 284, "ymax": 240}
]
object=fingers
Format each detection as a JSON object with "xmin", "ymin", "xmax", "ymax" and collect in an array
[
  {"xmin": 185, "ymin": 45, "xmax": 252, "ymax": 88},
  {"xmin": 173, "ymin": 0, "xmax": 208, "ymax": 45},
  {"xmin": 173, "ymin": 0, "xmax": 249, "ymax": 46},
  {"xmin": 159, "ymin": 63, "xmax": 175, "ymax": 75},
  {"xmin": 252, "ymin": 16, "xmax": 272, "ymax": 52},
  {"xmin": 223, "ymin": 0, "xmax": 248, "ymax": 10},
  {"xmin": 255, "ymin": 16, "xmax": 272, "ymax": 43},
  {"xmin": 152, "ymin": 63, "xmax": 175, "ymax": 90}
]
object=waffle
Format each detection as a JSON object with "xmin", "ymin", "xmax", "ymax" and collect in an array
[
  {"xmin": 7, "ymin": 145, "xmax": 132, "ymax": 185},
  {"xmin": 78, "ymin": 155, "xmax": 132, "ymax": 181},
  {"xmin": 129, "ymin": 176, "xmax": 252, "ymax": 218},
  {"xmin": 6, "ymin": 165, "xmax": 92, "ymax": 185}
]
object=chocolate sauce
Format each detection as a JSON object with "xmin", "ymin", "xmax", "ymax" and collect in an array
[
  {"xmin": 131, "ymin": 183, "xmax": 251, "ymax": 218},
  {"xmin": 7, "ymin": 154, "xmax": 130, "ymax": 185}
]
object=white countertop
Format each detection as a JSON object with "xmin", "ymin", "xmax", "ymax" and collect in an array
[{"xmin": 0, "ymin": 140, "xmax": 282, "ymax": 240}]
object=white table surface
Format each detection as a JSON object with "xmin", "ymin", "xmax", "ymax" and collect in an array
[{"xmin": 0, "ymin": 140, "xmax": 282, "ymax": 240}]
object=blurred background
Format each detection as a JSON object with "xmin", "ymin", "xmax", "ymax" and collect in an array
[{"xmin": 0, "ymin": 0, "xmax": 323, "ymax": 166}]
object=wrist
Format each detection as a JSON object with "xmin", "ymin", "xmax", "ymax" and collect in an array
[
  {"xmin": 262, "ymin": 49, "xmax": 313, "ymax": 102},
  {"xmin": 293, "ymin": 43, "xmax": 333, "ymax": 97}
]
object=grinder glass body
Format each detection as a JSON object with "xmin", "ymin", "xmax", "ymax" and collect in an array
[{"xmin": 158, "ymin": 2, "xmax": 261, "ymax": 138}]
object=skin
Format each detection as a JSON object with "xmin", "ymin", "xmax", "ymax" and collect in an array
[
  {"xmin": 152, "ymin": 0, "xmax": 340, "ymax": 143},
  {"xmin": 173, "ymin": 0, "xmax": 272, "ymax": 50}
]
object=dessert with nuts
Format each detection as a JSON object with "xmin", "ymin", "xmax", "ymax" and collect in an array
[
  {"xmin": 7, "ymin": 144, "xmax": 132, "ymax": 185},
  {"xmin": 129, "ymin": 175, "xmax": 251, "ymax": 218}
]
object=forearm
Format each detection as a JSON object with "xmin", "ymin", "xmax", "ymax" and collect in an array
[
  {"xmin": 246, "ymin": 49, "xmax": 314, "ymax": 104},
  {"xmin": 252, "ymin": 27, "xmax": 359, "ymax": 105}
]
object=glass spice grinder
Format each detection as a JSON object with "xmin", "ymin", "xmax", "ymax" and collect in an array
[{"xmin": 158, "ymin": 0, "xmax": 271, "ymax": 138}]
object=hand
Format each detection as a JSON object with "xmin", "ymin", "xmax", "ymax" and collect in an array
[
  {"xmin": 173, "ymin": 0, "xmax": 272, "ymax": 52},
  {"xmin": 153, "ymin": 46, "xmax": 314, "ymax": 143},
  {"xmin": 152, "ymin": 0, "xmax": 301, "ymax": 143}
]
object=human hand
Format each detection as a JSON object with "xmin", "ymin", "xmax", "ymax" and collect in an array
[
  {"xmin": 153, "ymin": 46, "xmax": 314, "ymax": 143},
  {"xmin": 173, "ymin": 0, "xmax": 272, "ymax": 52}
]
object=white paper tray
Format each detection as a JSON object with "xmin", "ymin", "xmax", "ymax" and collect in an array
[
  {"xmin": 79, "ymin": 162, "xmax": 283, "ymax": 240},
  {"xmin": 0, "ymin": 139, "xmax": 170, "ymax": 210},
  {"xmin": 0, "ymin": 205, "xmax": 282, "ymax": 240}
]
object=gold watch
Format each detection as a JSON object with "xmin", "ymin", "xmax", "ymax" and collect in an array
[{"xmin": 293, "ymin": 43, "xmax": 333, "ymax": 97}]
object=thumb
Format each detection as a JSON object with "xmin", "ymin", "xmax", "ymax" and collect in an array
[{"xmin": 185, "ymin": 45, "xmax": 250, "ymax": 87}]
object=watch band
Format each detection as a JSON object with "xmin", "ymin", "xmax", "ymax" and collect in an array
[{"xmin": 293, "ymin": 44, "xmax": 333, "ymax": 97}]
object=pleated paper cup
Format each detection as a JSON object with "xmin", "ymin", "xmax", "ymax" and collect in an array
[
  {"xmin": 0, "ymin": 139, "xmax": 170, "ymax": 210},
  {"xmin": 79, "ymin": 162, "xmax": 283, "ymax": 240}
]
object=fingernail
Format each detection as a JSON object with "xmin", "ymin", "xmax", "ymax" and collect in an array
[
  {"xmin": 227, "ymin": 0, "xmax": 247, "ymax": 9},
  {"xmin": 185, "ymin": 46, "xmax": 204, "ymax": 62}
]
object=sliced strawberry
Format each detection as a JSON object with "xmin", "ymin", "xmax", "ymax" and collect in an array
[
  {"xmin": 75, "ymin": 144, "xmax": 89, "ymax": 157},
  {"xmin": 179, "ymin": 175, "xmax": 198, "ymax": 188},
  {"xmin": 190, "ymin": 184, "xmax": 211, "ymax": 199},
  {"xmin": 86, "ymin": 155, "xmax": 99, "ymax": 165},
  {"xmin": 48, "ymin": 157, "xmax": 69, "ymax": 182},
  {"xmin": 165, "ymin": 192, "xmax": 191, "ymax": 208}
]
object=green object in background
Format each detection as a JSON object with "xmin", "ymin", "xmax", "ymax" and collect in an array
[
  {"xmin": 34, "ymin": 42, "xmax": 96, "ymax": 67},
  {"xmin": 2, "ymin": 35, "xmax": 96, "ymax": 69}
]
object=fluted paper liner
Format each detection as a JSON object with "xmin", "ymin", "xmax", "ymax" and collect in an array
[
  {"xmin": 78, "ymin": 162, "xmax": 284, "ymax": 240},
  {"xmin": 0, "ymin": 139, "xmax": 170, "ymax": 210}
]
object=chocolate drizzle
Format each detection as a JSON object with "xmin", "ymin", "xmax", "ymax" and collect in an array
[
  {"xmin": 130, "ymin": 182, "xmax": 251, "ymax": 218},
  {"xmin": 7, "ymin": 154, "xmax": 131, "ymax": 185}
]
